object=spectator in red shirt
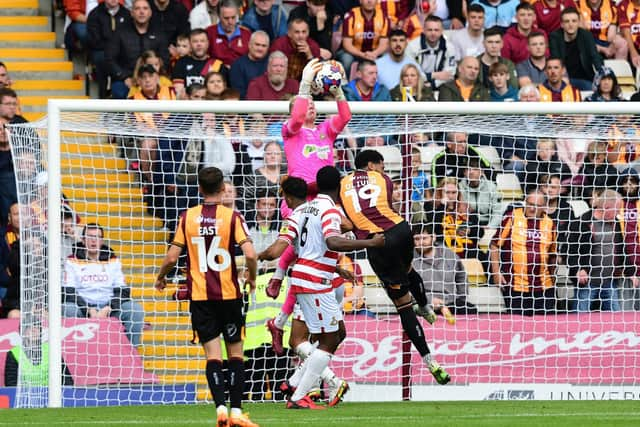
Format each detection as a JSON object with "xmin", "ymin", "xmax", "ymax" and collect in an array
[
  {"xmin": 246, "ymin": 51, "xmax": 300, "ymax": 100},
  {"xmin": 502, "ymin": 3, "xmax": 544, "ymax": 64},
  {"xmin": 270, "ymin": 18, "xmax": 321, "ymax": 81},
  {"xmin": 205, "ymin": 0, "xmax": 251, "ymax": 67},
  {"xmin": 533, "ymin": 0, "xmax": 577, "ymax": 34}
]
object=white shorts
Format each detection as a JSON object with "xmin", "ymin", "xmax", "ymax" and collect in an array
[
  {"xmin": 296, "ymin": 291, "xmax": 343, "ymax": 334},
  {"xmin": 292, "ymin": 285, "xmax": 344, "ymax": 324}
]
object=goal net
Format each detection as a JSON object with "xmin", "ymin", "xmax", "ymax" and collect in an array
[{"xmin": 6, "ymin": 101, "xmax": 640, "ymax": 407}]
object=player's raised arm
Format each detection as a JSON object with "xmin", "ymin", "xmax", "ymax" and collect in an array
[
  {"xmin": 327, "ymin": 60, "xmax": 352, "ymax": 134},
  {"xmin": 284, "ymin": 59, "xmax": 323, "ymax": 136},
  {"xmin": 259, "ymin": 176, "xmax": 309, "ymax": 261}
]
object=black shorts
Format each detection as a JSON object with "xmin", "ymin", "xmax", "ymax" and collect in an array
[
  {"xmin": 190, "ymin": 299, "xmax": 245, "ymax": 344},
  {"xmin": 366, "ymin": 221, "xmax": 414, "ymax": 292}
]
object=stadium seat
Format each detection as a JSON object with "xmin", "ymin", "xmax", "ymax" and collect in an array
[
  {"xmin": 363, "ymin": 285, "xmax": 396, "ymax": 314},
  {"xmin": 568, "ymin": 199, "xmax": 590, "ymax": 218},
  {"xmin": 367, "ymin": 145, "xmax": 402, "ymax": 172},
  {"xmin": 474, "ymin": 145, "xmax": 502, "ymax": 171},
  {"xmin": 356, "ymin": 258, "xmax": 380, "ymax": 285},
  {"xmin": 461, "ymin": 258, "xmax": 487, "ymax": 285},
  {"xmin": 604, "ymin": 59, "xmax": 636, "ymax": 91},
  {"xmin": 496, "ymin": 173, "xmax": 523, "ymax": 200},
  {"xmin": 467, "ymin": 285, "xmax": 506, "ymax": 313},
  {"xmin": 417, "ymin": 144, "xmax": 444, "ymax": 171},
  {"xmin": 478, "ymin": 227, "xmax": 497, "ymax": 250}
]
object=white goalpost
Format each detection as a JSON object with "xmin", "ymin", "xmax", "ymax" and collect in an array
[{"xmin": 5, "ymin": 100, "xmax": 640, "ymax": 408}]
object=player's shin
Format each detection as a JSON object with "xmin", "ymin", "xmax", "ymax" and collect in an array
[
  {"xmin": 206, "ymin": 359, "xmax": 227, "ymax": 408},
  {"xmin": 290, "ymin": 349, "xmax": 332, "ymax": 401},
  {"xmin": 228, "ymin": 357, "xmax": 245, "ymax": 410},
  {"xmin": 397, "ymin": 302, "xmax": 430, "ymax": 357}
]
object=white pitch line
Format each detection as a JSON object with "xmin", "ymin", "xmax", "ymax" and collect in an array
[{"xmin": 2, "ymin": 412, "xmax": 640, "ymax": 426}]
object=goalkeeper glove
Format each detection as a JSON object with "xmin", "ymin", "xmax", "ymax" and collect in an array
[{"xmin": 299, "ymin": 58, "xmax": 322, "ymax": 98}]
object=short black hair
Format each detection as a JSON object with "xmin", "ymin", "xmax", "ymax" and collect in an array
[
  {"xmin": 412, "ymin": 223, "xmax": 436, "ymax": 236},
  {"xmin": 425, "ymin": 15, "xmax": 443, "ymax": 25},
  {"xmin": 546, "ymin": 56, "xmax": 564, "ymax": 67},
  {"xmin": 468, "ymin": 3, "xmax": 485, "ymax": 14},
  {"xmin": 354, "ymin": 149, "xmax": 384, "ymax": 169},
  {"xmin": 0, "ymin": 87, "xmax": 17, "ymax": 101},
  {"xmin": 389, "ymin": 29, "xmax": 407, "ymax": 38},
  {"xmin": 190, "ymin": 28, "xmax": 208, "ymax": 38},
  {"xmin": 82, "ymin": 222, "xmax": 104, "ymax": 238},
  {"xmin": 198, "ymin": 167, "xmax": 225, "ymax": 195},
  {"xmin": 186, "ymin": 82, "xmax": 205, "ymax": 96},
  {"xmin": 516, "ymin": 2, "xmax": 535, "ymax": 12},
  {"xmin": 483, "ymin": 26, "xmax": 503, "ymax": 39},
  {"xmin": 358, "ymin": 59, "xmax": 376, "ymax": 72},
  {"xmin": 316, "ymin": 166, "xmax": 342, "ymax": 193},
  {"xmin": 560, "ymin": 6, "xmax": 580, "ymax": 18},
  {"xmin": 281, "ymin": 176, "xmax": 307, "ymax": 200}
]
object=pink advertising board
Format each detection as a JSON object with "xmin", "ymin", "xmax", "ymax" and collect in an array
[
  {"xmin": 333, "ymin": 313, "xmax": 640, "ymax": 385},
  {"xmin": 0, "ymin": 318, "xmax": 155, "ymax": 386}
]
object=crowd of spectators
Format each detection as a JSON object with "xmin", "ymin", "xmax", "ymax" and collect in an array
[{"xmin": 4, "ymin": 0, "xmax": 640, "ymax": 327}]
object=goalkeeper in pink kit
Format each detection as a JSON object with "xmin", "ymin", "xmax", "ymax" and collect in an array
[{"xmin": 265, "ymin": 58, "xmax": 352, "ymax": 354}]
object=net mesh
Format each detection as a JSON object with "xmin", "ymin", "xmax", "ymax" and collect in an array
[{"xmin": 8, "ymin": 106, "xmax": 640, "ymax": 407}]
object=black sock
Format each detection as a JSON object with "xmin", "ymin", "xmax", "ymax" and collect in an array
[
  {"xmin": 206, "ymin": 359, "xmax": 226, "ymax": 407},
  {"xmin": 398, "ymin": 304, "xmax": 430, "ymax": 357},
  {"xmin": 407, "ymin": 268, "xmax": 427, "ymax": 307},
  {"xmin": 228, "ymin": 357, "xmax": 245, "ymax": 409}
]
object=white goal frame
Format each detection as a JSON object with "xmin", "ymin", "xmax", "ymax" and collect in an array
[{"xmin": 45, "ymin": 100, "xmax": 640, "ymax": 408}]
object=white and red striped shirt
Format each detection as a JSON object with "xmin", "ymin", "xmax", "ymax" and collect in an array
[{"xmin": 279, "ymin": 194, "xmax": 342, "ymax": 293}]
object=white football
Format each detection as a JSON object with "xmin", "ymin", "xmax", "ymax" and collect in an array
[{"xmin": 313, "ymin": 61, "xmax": 344, "ymax": 96}]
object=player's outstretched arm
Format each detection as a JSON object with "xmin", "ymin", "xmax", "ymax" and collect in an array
[
  {"xmin": 326, "ymin": 233, "xmax": 384, "ymax": 252},
  {"xmin": 155, "ymin": 244, "xmax": 182, "ymax": 291},
  {"xmin": 258, "ymin": 239, "xmax": 290, "ymax": 262},
  {"xmin": 328, "ymin": 60, "xmax": 352, "ymax": 133}
]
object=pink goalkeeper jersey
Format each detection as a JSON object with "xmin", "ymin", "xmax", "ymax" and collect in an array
[{"xmin": 282, "ymin": 120, "xmax": 338, "ymax": 184}]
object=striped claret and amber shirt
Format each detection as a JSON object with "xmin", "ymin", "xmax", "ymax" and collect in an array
[
  {"xmin": 492, "ymin": 207, "xmax": 556, "ymax": 293},
  {"xmin": 342, "ymin": 7, "xmax": 391, "ymax": 53},
  {"xmin": 339, "ymin": 170, "xmax": 404, "ymax": 240},
  {"xmin": 172, "ymin": 203, "xmax": 251, "ymax": 301},
  {"xmin": 578, "ymin": 0, "xmax": 618, "ymax": 43}
]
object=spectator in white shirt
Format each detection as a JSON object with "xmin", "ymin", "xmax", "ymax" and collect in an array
[
  {"xmin": 62, "ymin": 223, "xmax": 145, "ymax": 347},
  {"xmin": 450, "ymin": 3, "xmax": 485, "ymax": 60}
]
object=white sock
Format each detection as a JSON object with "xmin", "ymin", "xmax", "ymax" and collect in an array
[
  {"xmin": 274, "ymin": 311, "xmax": 289, "ymax": 330},
  {"xmin": 295, "ymin": 341, "xmax": 314, "ymax": 360},
  {"xmin": 217, "ymin": 405, "xmax": 227, "ymax": 414},
  {"xmin": 272, "ymin": 267, "xmax": 285, "ymax": 281},
  {"xmin": 290, "ymin": 349, "xmax": 331, "ymax": 401},
  {"xmin": 230, "ymin": 407, "xmax": 242, "ymax": 417},
  {"xmin": 289, "ymin": 359, "xmax": 307, "ymax": 388},
  {"xmin": 289, "ymin": 342, "xmax": 314, "ymax": 387},
  {"xmin": 423, "ymin": 353, "xmax": 432, "ymax": 365},
  {"xmin": 320, "ymin": 366, "xmax": 338, "ymax": 387}
]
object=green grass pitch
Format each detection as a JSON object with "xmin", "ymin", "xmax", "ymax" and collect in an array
[{"xmin": 0, "ymin": 401, "xmax": 639, "ymax": 426}]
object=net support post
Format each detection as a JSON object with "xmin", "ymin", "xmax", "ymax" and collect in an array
[{"xmin": 47, "ymin": 100, "xmax": 63, "ymax": 408}]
